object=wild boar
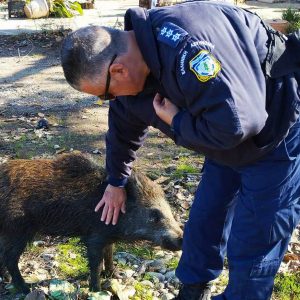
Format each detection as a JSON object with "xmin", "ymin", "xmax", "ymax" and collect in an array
[{"xmin": 0, "ymin": 153, "xmax": 182, "ymax": 293}]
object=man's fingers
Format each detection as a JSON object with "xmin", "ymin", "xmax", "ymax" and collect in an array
[
  {"xmin": 95, "ymin": 198, "xmax": 105, "ymax": 212},
  {"xmin": 101, "ymin": 204, "xmax": 109, "ymax": 221},
  {"xmin": 121, "ymin": 202, "xmax": 126, "ymax": 214},
  {"xmin": 153, "ymin": 93, "xmax": 164, "ymax": 110},
  {"xmin": 105, "ymin": 207, "xmax": 114, "ymax": 225},
  {"xmin": 112, "ymin": 208, "xmax": 120, "ymax": 225},
  {"xmin": 153, "ymin": 93, "xmax": 163, "ymax": 103}
]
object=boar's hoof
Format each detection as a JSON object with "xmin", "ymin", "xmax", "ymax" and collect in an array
[
  {"xmin": 15, "ymin": 283, "xmax": 30, "ymax": 295},
  {"xmin": 89, "ymin": 283, "xmax": 100, "ymax": 292}
]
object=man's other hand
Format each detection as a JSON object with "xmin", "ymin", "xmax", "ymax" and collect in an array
[
  {"xmin": 95, "ymin": 184, "xmax": 126, "ymax": 225},
  {"xmin": 153, "ymin": 93, "xmax": 179, "ymax": 126}
]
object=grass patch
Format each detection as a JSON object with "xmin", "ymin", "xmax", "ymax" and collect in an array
[
  {"xmin": 165, "ymin": 257, "xmax": 179, "ymax": 269},
  {"xmin": 172, "ymin": 163, "xmax": 199, "ymax": 179},
  {"xmin": 57, "ymin": 238, "xmax": 89, "ymax": 279},
  {"xmin": 115, "ymin": 243, "xmax": 156, "ymax": 260},
  {"xmin": 131, "ymin": 282, "xmax": 153, "ymax": 300},
  {"xmin": 25, "ymin": 243, "xmax": 44, "ymax": 256},
  {"xmin": 273, "ymin": 272, "xmax": 300, "ymax": 300}
]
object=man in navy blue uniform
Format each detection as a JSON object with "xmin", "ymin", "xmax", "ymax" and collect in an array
[{"xmin": 61, "ymin": 1, "xmax": 300, "ymax": 299}]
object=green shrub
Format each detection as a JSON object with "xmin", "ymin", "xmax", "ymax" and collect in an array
[
  {"xmin": 282, "ymin": 8, "xmax": 300, "ymax": 23},
  {"xmin": 50, "ymin": 0, "xmax": 83, "ymax": 18},
  {"xmin": 273, "ymin": 272, "xmax": 300, "ymax": 300},
  {"xmin": 131, "ymin": 282, "xmax": 153, "ymax": 300},
  {"xmin": 282, "ymin": 8, "xmax": 300, "ymax": 33}
]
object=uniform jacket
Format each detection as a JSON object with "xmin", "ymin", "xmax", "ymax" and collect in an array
[{"xmin": 106, "ymin": 1, "xmax": 300, "ymax": 187}]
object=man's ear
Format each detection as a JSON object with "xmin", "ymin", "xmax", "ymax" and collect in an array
[{"xmin": 110, "ymin": 63, "xmax": 129, "ymax": 81}]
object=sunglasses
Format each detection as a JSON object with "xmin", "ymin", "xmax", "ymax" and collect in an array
[{"xmin": 98, "ymin": 54, "xmax": 117, "ymax": 100}]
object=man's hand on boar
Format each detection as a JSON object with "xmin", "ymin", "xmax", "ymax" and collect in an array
[{"xmin": 95, "ymin": 184, "xmax": 126, "ymax": 225}]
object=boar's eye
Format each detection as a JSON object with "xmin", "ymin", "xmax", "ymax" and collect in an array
[{"xmin": 149, "ymin": 209, "xmax": 163, "ymax": 224}]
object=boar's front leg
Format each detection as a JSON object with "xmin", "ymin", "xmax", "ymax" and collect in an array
[
  {"xmin": 83, "ymin": 234, "xmax": 108, "ymax": 292},
  {"xmin": 2, "ymin": 234, "xmax": 31, "ymax": 294}
]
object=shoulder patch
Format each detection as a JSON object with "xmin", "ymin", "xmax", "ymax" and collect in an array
[
  {"xmin": 157, "ymin": 22, "xmax": 188, "ymax": 48},
  {"xmin": 189, "ymin": 50, "xmax": 221, "ymax": 82}
]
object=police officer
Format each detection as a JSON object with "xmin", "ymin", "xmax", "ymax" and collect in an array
[{"xmin": 61, "ymin": 1, "xmax": 300, "ymax": 299}]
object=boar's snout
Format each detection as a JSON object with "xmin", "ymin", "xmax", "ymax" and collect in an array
[
  {"xmin": 160, "ymin": 227, "xmax": 183, "ymax": 251},
  {"xmin": 161, "ymin": 234, "xmax": 183, "ymax": 251}
]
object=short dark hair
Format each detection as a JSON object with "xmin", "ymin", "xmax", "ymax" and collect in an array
[{"xmin": 60, "ymin": 26, "xmax": 127, "ymax": 90}]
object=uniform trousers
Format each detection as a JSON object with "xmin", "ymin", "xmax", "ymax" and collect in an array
[{"xmin": 176, "ymin": 118, "xmax": 300, "ymax": 300}]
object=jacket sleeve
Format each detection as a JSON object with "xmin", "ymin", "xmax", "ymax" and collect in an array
[
  {"xmin": 106, "ymin": 97, "xmax": 149, "ymax": 187},
  {"xmin": 172, "ymin": 43, "xmax": 268, "ymax": 151}
]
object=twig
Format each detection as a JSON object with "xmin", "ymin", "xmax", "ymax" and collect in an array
[{"xmin": 17, "ymin": 47, "xmax": 21, "ymax": 62}]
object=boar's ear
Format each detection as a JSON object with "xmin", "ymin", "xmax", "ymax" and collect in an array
[{"xmin": 53, "ymin": 153, "xmax": 104, "ymax": 178}]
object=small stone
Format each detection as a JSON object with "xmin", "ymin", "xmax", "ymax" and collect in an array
[
  {"xmin": 140, "ymin": 280, "xmax": 154, "ymax": 288},
  {"xmin": 55, "ymin": 36, "xmax": 63, "ymax": 43},
  {"xmin": 33, "ymin": 240, "xmax": 45, "ymax": 247},
  {"xmin": 154, "ymin": 250, "xmax": 165, "ymax": 257},
  {"xmin": 124, "ymin": 269, "xmax": 135, "ymax": 278},
  {"xmin": 56, "ymin": 148, "xmax": 67, "ymax": 154},
  {"xmin": 165, "ymin": 164, "xmax": 177, "ymax": 173},
  {"xmin": 23, "ymin": 267, "xmax": 31, "ymax": 274},
  {"xmin": 92, "ymin": 149, "xmax": 102, "ymax": 155},
  {"xmin": 121, "ymin": 286, "xmax": 136, "ymax": 298},
  {"xmin": 165, "ymin": 270, "xmax": 176, "ymax": 280},
  {"xmin": 36, "ymin": 119, "xmax": 49, "ymax": 130},
  {"xmin": 41, "ymin": 253, "xmax": 55, "ymax": 261},
  {"xmin": 148, "ymin": 259, "xmax": 165, "ymax": 272},
  {"xmin": 157, "ymin": 283, "xmax": 165, "ymax": 290},
  {"xmin": 24, "ymin": 289, "xmax": 46, "ymax": 300},
  {"xmin": 24, "ymin": 274, "xmax": 40, "ymax": 284},
  {"xmin": 117, "ymin": 257, "xmax": 127, "ymax": 265},
  {"xmin": 146, "ymin": 272, "xmax": 165, "ymax": 282},
  {"xmin": 161, "ymin": 293, "xmax": 174, "ymax": 300},
  {"xmin": 38, "ymin": 112, "xmax": 45, "ymax": 118},
  {"xmin": 176, "ymin": 192, "xmax": 186, "ymax": 200},
  {"xmin": 283, "ymin": 253, "xmax": 299, "ymax": 263}
]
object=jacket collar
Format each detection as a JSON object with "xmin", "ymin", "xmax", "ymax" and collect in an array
[{"xmin": 124, "ymin": 8, "xmax": 161, "ymax": 80}]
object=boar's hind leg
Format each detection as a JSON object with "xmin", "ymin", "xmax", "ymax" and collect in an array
[
  {"xmin": 103, "ymin": 244, "xmax": 114, "ymax": 275},
  {"xmin": 84, "ymin": 236, "xmax": 108, "ymax": 292},
  {"xmin": 2, "ymin": 234, "xmax": 31, "ymax": 294},
  {"xmin": 0, "ymin": 236, "xmax": 7, "ymax": 278}
]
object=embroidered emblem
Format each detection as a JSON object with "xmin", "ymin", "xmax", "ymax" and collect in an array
[
  {"xmin": 158, "ymin": 22, "xmax": 188, "ymax": 48},
  {"xmin": 189, "ymin": 50, "xmax": 221, "ymax": 82}
]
